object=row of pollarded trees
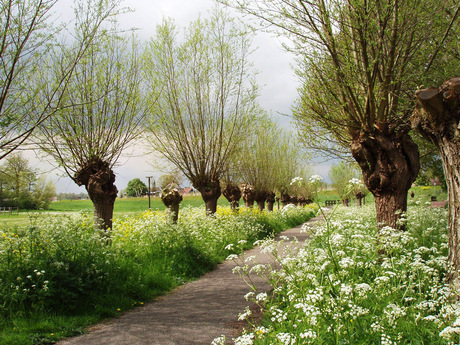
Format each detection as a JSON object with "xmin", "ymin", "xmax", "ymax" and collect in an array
[
  {"xmin": 143, "ymin": 11, "xmax": 312, "ymax": 216},
  {"xmin": 157, "ymin": 113, "xmax": 312, "ymax": 219},
  {"xmin": 219, "ymin": 0, "xmax": 460, "ymax": 280},
  {"xmin": 221, "ymin": 114, "xmax": 311, "ymax": 212},
  {"xmin": 1, "ymin": 3, "xmax": 298, "ymax": 233}
]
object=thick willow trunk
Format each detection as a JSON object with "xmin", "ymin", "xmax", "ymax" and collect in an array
[
  {"xmin": 241, "ymin": 184, "xmax": 255, "ymax": 208},
  {"xmin": 412, "ymin": 77, "xmax": 460, "ymax": 282},
  {"xmin": 356, "ymin": 192, "xmax": 365, "ymax": 207},
  {"xmin": 254, "ymin": 190, "xmax": 267, "ymax": 211},
  {"xmin": 222, "ymin": 183, "xmax": 241, "ymax": 211},
  {"xmin": 266, "ymin": 192, "xmax": 276, "ymax": 212},
  {"xmin": 374, "ymin": 192, "xmax": 408, "ymax": 229},
  {"xmin": 161, "ymin": 189, "xmax": 183, "ymax": 223},
  {"xmin": 74, "ymin": 157, "xmax": 117, "ymax": 234},
  {"xmin": 195, "ymin": 180, "xmax": 221, "ymax": 215},
  {"xmin": 439, "ymin": 143, "xmax": 460, "ymax": 282},
  {"xmin": 280, "ymin": 193, "xmax": 290, "ymax": 207},
  {"xmin": 351, "ymin": 123, "xmax": 419, "ymax": 230}
]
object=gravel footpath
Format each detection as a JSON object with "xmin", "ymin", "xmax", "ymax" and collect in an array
[{"xmin": 58, "ymin": 213, "xmax": 324, "ymax": 345}]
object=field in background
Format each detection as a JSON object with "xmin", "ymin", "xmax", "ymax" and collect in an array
[{"xmin": 0, "ymin": 186, "xmax": 445, "ymax": 227}]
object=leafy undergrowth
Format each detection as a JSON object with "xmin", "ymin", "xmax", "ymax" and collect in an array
[
  {"xmin": 0, "ymin": 204, "xmax": 317, "ymax": 345},
  {"xmin": 220, "ymin": 204, "xmax": 460, "ymax": 345}
]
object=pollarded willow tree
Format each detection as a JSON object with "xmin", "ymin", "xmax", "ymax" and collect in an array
[
  {"xmin": 144, "ymin": 8, "xmax": 258, "ymax": 214},
  {"xmin": 39, "ymin": 32, "xmax": 147, "ymax": 232},
  {"xmin": 412, "ymin": 78, "xmax": 460, "ymax": 282},
  {"xmin": 221, "ymin": 0, "xmax": 460, "ymax": 229},
  {"xmin": 238, "ymin": 115, "xmax": 304, "ymax": 211},
  {"xmin": 238, "ymin": 115, "xmax": 277, "ymax": 211},
  {"xmin": 0, "ymin": 0, "xmax": 120, "ymax": 160}
]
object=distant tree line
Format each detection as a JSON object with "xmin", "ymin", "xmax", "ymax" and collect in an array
[
  {"xmin": 0, "ymin": 153, "xmax": 55, "ymax": 209},
  {"xmin": 56, "ymin": 193, "xmax": 88, "ymax": 201}
]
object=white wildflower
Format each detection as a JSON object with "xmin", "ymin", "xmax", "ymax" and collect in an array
[
  {"xmin": 256, "ymin": 292, "xmax": 267, "ymax": 302},
  {"xmin": 238, "ymin": 306, "xmax": 252, "ymax": 321},
  {"xmin": 233, "ymin": 333, "xmax": 254, "ymax": 345},
  {"xmin": 212, "ymin": 335, "xmax": 226, "ymax": 345},
  {"xmin": 299, "ymin": 330, "xmax": 317, "ymax": 339},
  {"xmin": 439, "ymin": 326, "xmax": 460, "ymax": 340},
  {"xmin": 244, "ymin": 291, "xmax": 255, "ymax": 301},
  {"xmin": 339, "ymin": 257, "xmax": 354, "ymax": 268},
  {"xmin": 277, "ymin": 332, "xmax": 296, "ymax": 345},
  {"xmin": 244, "ymin": 256, "xmax": 256, "ymax": 263}
]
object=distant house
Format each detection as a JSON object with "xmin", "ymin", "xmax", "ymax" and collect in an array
[{"xmin": 182, "ymin": 187, "xmax": 195, "ymax": 195}]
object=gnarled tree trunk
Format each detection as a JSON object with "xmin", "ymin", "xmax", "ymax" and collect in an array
[
  {"xmin": 412, "ymin": 77, "xmax": 460, "ymax": 282},
  {"xmin": 241, "ymin": 184, "xmax": 255, "ymax": 208},
  {"xmin": 351, "ymin": 123, "xmax": 419, "ymax": 230},
  {"xmin": 280, "ymin": 193, "xmax": 291, "ymax": 207},
  {"xmin": 74, "ymin": 157, "xmax": 118, "ymax": 234},
  {"xmin": 222, "ymin": 183, "xmax": 241, "ymax": 210},
  {"xmin": 266, "ymin": 192, "xmax": 276, "ymax": 211},
  {"xmin": 161, "ymin": 189, "xmax": 183, "ymax": 223},
  {"xmin": 195, "ymin": 180, "xmax": 221, "ymax": 215},
  {"xmin": 254, "ymin": 190, "xmax": 267, "ymax": 211}
]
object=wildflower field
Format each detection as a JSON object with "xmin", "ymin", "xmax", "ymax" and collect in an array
[
  {"xmin": 0, "ymin": 204, "xmax": 317, "ymax": 345},
  {"xmin": 228, "ymin": 203, "xmax": 459, "ymax": 345}
]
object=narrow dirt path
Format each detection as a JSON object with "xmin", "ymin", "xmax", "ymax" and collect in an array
[{"xmin": 58, "ymin": 213, "xmax": 325, "ymax": 345}]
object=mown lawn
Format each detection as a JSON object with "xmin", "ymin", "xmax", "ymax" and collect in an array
[{"xmin": 0, "ymin": 195, "xmax": 230, "ymax": 226}]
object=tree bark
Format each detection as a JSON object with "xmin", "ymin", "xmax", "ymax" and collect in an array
[
  {"xmin": 351, "ymin": 124, "xmax": 419, "ymax": 230},
  {"xmin": 280, "ymin": 193, "xmax": 291, "ymax": 207},
  {"xmin": 161, "ymin": 189, "xmax": 183, "ymax": 223},
  {"xmin": 74, "ymin": 157, "xmax": 118, "ymax": 234},
  {"xmin": 254, "ymin": 190, "xmax": 267, "ymax": 211},
  {"xmin": 195, "ymin": 180, "xmax": 221, "ymax": 215},
  {"xmin": 222, "ymin": 183, "xmax": 241, "ymax": 211},
  {"xmin": 266, "ymin": 192, "xmax": 276, "ymax": 212},
  {"xmin": 412, "ymin": 77, "xmax": 460, "ymax": 282},
  {"xmin": 241, "ymin": 184, "xmax": 255, "ymax": 208}
]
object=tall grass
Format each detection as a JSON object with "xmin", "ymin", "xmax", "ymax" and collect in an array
[
  {"xmin": 221, "ymin": 204, "xmax": 457, "ymax": 345},
  {"xmin": 0, "ymin": 204, "xmax": 317, "ymax": 345}
]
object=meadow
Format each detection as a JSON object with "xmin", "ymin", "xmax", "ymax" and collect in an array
[
  {"xmin": 0, "ymin": 187, "xmax": 446, "ymax": 344},
  {"xmin": 0, "ymin": 201, "xmax": 317, "ymax": 345},
  {"xmin": 0, "ymin": 194, "xmax": 230, "ymax": 227},
  {"xmin": 0, "ymin": 185, "xmax": 445, "ymax": 226},
  {"xmin": 222, "ymin": 199, "xmax": 455, "ymax": 345}
]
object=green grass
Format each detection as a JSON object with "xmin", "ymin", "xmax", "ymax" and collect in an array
[
  {"xmin": 0, "ymin": 195, "xmax": 230, "ymax": 227},
  {"xmin": 0, "ymin": 204, "xmax": 317, "ymax": 345},
  {"xmin": 0, "ymin": 187, "xmax": 445, "ymax": 227},
  {"xmin": 50, "ymin": 194, "xmax": 230, "ymax": 213},
  {"xmin": 315, "ymin": 185, "xmax": 447, "ymax": 206}
]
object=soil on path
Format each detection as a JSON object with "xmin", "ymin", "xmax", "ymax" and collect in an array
[{"xmin": 58, "ymin": 213, "xmax": 324, "ymax": 345}]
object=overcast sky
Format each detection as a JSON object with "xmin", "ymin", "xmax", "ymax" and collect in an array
[{"xmin": 33, "ymin": 0, "xmax": 330, "ymax": 194}]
